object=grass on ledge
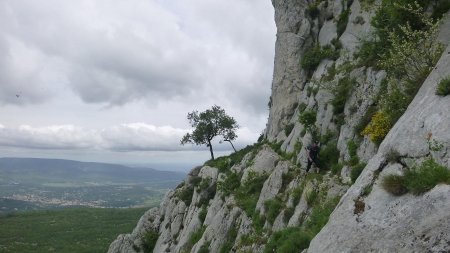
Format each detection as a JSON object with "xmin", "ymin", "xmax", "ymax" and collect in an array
[{"xmin": 382, "ymin": 159, "xmax": 450, "ymax": 196}]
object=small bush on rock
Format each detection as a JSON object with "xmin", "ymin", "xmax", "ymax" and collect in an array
[
  {"xmin": 301, "ymin": 44, "xmax": 339, "ymax": 74},
  {"xmin": 350, "ymin": 162, "xmax": 366, "ymax": 183},
  {"xmin": 362, "ymin": 111, "xmax": 391, "ymax": 144},
  {"xmin": 176, "ymin": 186, "xmax": 194, "ymax": 206},
  {"xmin": 264, "ymin": 227, "xmax": 313, "ymax": 253},
  {"xmin": 264, "ymin": 197, "xmax": 285, "ymax": 224},
  {"xmin": 299, "ymin": 110, "xmax": 317, "ymax": 129},
  {"xmin": 436, "ymin": 76, "xmax": 450, "ymax": 96},
  {"xmin": 404, "ymin": 159, "xmax": 450, "ymax": 195},
  {"xmin": 284, "ymin": 123, "xmax": 295, "ymax": 136},
  {"xmin": 382, "ymin": 159, "xmax": 450, "ymax": 196},
  {"xmin": 337, "ymin": 8, "xmax": 351, "ymax": 37},
  {"xmin": 142, "ymin": 230, "xmax": 159, "ymax": 253},
  {"xmin": 382, "ymin": 174, "xmax": 408, "ymax": 195}
]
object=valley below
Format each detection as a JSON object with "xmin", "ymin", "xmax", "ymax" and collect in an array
[{"xmin": 0, "ymin": 158, "xmax": 185, "ymax": 213}]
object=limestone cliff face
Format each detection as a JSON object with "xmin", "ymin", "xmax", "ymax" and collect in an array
[
  {"xmin": 266, "ymin": 0, "xmax": 311, "ymax": 141},
  {"xmin": 307, "ymin": 44, "xmax": 450, "ymax": 253},
  {"xmin": 108, "ymin": 1, "xmax": 450, "ymax": 252}
]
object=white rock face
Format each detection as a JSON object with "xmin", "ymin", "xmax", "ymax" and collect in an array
[
  {"xmin": 266, "ymin": 0, "xmax": 311, "ymax": 141},
  {"xmin": 307, "ymin": 44, "xmax": 450, "ymax": 253},
  {"xmin": 241, "ymin": 146, "xmax": 279, "ymax": 182},
  {"xmin": 319, "ymin": 20, "xmax": 337, "ymax": 46},
  {"xmin": 108, "ymin": 208, "xmax": 160, "ymax": 253},
  {"xmin": 256, "ymin": 161, "xmax": 290, "ymax": 211}
]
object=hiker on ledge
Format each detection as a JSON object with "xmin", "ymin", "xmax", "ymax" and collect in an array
[{"xmin": 306, "ymin": 141, "xmax": 320, "ymax": 173}]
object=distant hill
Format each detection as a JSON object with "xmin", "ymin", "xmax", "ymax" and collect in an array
[
  {"xmin": 0, "ymin": 157, "xmax": 186, "ymax": 185},
  {"xmin": 0, "ymin": 158, "xmax": 187, "ymax": 210}
]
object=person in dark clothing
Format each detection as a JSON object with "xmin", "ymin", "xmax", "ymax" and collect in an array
[{"xmin": 306, "ymin": 141, "xmax": 320, "ymax": 173}]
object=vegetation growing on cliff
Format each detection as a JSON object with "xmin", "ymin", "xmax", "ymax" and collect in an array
[
  {"xmin": 264, "ymin": 197, "xmax": 340, "ymax": 253},
  {"xmin": 436, "ymin": 76, "xmax": 450, "ymax": 96},
  {"xmin": 382, "ymin": 159, "xmax": 450, "ymax": 195},
  {"xmin": 356, "ymin": 1, "xmax": 445, "ymax": 144}
]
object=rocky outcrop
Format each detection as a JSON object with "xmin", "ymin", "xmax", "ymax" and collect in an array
[
  {"xmin": 307, "ymin": 43, "xmax": 450, "ymax": 253},
  {"xmin": 266, "ymin": 0, "xmax": 311, "ymax": 141}
]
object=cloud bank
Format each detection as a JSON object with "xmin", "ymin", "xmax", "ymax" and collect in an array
[{"xmin": 0, "ymin": 123, "xmax": 258, "ymax": 152}]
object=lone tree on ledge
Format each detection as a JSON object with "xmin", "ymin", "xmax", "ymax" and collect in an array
[{"xmin": 181, "ymin": 105, "xmax": 239, "ymax": 160}]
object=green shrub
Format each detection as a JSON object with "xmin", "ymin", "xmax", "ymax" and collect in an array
[
  {"xmin": 251, "ymin": 212, "xmax": 266, "ymax": 234},
  {"xmin": 235, "ymin": 172, "xmax": 268, "ymax": 217},
  {"xmin": 188, "ymin": 226, "xmax": 206, "ymax": 248},
  {"xmin": 436, "ymin": 76, "xmax": 450, "ymax": 96},
  {"xmin": 385, "ymin": 148, "xmax": 401, "ymax": 163},
  {"xmin": 219, "ymin": 227, "xmax": 238, "ymax": 253},
  {"xmin": 197, "ymin": 178, "xmax": 211, "ymax": 193},
  {"xmin": 217, "ymin": 171, "xmax": 241, "ymax": 197},
  {"xmin": 331, "ymin": 163, "xmax": 344, "ymax": 175},
  {"xmin": 264, "ymin": 227, "xmax": 313, "ymax": 253},
  {"xmin": 354, "ymin": 105, "xmax": 378, "ymax": 136},
  {"xmin": 362, "ymin": 111, "xmax": 391, "ymax": 145},
  {"xmin": 298, "ymin": 102, "xmax": 307, "ymax": 113},
  {"xmin": 320, "ymin": 130, "xmax": 336, "ymax": 145},
  {"xmin": 284, "ymin": 123, "xmax": 295, "ymax": 136},
  {"xmin": 205, "ymin": 157, "xmax": 230, "ymax": 172},
  {"xmin": 323, "ymin": 62, "xmax": 337, "ymax": 82},
  {"xmin": 348, "ymin": 156, "xmax": 360, "ymax": 167},
  {"xmin": 382, "ymin": 174, "xmax": 407, "ymax": 195},
  {"xmin": 306, "ymin": 197, "xmax": 340, "ymax": 234},
  {"xmin": 347, "ymin": 140, "xmax": 358, "ymax": 157},
  {"xmin": 281, "ymin": 170, "xmax": 296, "ymax": 193},
  {"xmin": 361, "ymin": 184, "xmax": 373, "ymax": 197},
  {"xmin": 355, "ymin": 38, "xmax": 384, "ymax": 68},
  {"xmin": 331, "ymin": 76, "xmax": 356, "ymax": 115},
  {"xmin": 264, "ymin": 198, "xmax": 339, "ymax": 253},
  {"xmin": 177, "ymin": 186, "xmax": 194, "ymax": 206},
  {"xmin": 350, "ymin": 162, "xmax": 366, "ymax": 183},
  {"xmin": 198, "ymin": 205, "xmax": 208, "ymax": 223},
  {"xmin": 284, "ymin": 207, "xmax": 295, "ymax": 223},
  {"xmin": 337, "ymin": 8, "xmax": 351, "ymax": 37},
  {"xmin": 269, "ymin": 141, "xmax": 283, "ymax": 154},
  {"xmin": 264, "ymin": 197, "xmax": 284, "ymax": 224},
  {"xmin": 142, "ymin": 230, "xmax": 159, "ymax": 253},
  {"xmin": 404, "ymin": 159, "xmax": 450, "ymax": 194},
  {"xmin": 382, "ymin": 159, "xmax": 450, "ymax": 195},
  {"xmin": 301, "ymin": 44, "xmax": 339, "ymax": 73},
  {"xmin": 317, "ymin": 140, "xmax": 340, "ymax": 171},
  {"xmin": 205, "ymin": 143, "xmax": 263, "ymax": 173},
  {"xmin": 191, "ymin": 176, "xmax": 202, "ymax": 187},
  {"xmin": 306, "ymin": 189, "xmax": 318, "ymax": 206},
  {"xmin": 291, "ymin": 183, "xmax": 305, "ymax": 207},
  {"xmin": 299, "ymin": 110, "xmax": 317, "ymax": 129}
]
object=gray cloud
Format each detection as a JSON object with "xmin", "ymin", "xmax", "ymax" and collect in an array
[
  {"xmin": 0, "ymin": 123, "xmax": 257, "ymax": 152},
  {"xmin": 0, "ymin": 0, "xmax": 275, "ymax": 112}
]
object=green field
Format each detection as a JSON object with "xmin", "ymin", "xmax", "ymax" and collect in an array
[{"xmin": 0, "ymin": 207, "xmax": 150, "ymax": 253}]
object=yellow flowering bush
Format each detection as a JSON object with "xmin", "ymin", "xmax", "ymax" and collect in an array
[{"xmin": 362, "ymin": 111, "xmax": 391, "ymax": 144}]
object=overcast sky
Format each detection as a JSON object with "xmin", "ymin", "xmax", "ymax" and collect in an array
[{"xmin": 0, "ymin": 0, "xmax": 276, "ymax": 171}]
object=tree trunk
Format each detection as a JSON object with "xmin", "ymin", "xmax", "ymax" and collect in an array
[
  {"xmin": 225, "ymin": 140, "xmax": 237, "ymax": 152},
  {"xmin": 208, "ymin": 140, "xmax": 215, "ymax": 160}
]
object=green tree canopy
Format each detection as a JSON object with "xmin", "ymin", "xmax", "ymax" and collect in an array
[{"xmin": 181, "ymin": 105, "xmax": 239, "ymax": 160}]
